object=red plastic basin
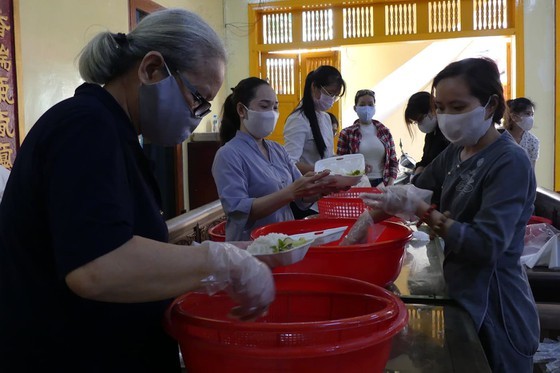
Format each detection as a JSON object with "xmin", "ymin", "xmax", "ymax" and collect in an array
[
  {"xmin": 165, "ymin": 273, "xmax": 408, "ymax": 373},
  {"xmin": 251, "ymin": 218, "xmax": 412, "ymax": 286},
  {"xmin": 528, "ymin": 215, "xmax": 552, "ymax": 225},
  {"xmin": 208, "ymin": 220, "xmax": 226, "ymax": 242}
]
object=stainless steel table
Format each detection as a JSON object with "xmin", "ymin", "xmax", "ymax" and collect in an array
[
  {"xmin": 385, "ymin": 303, "xmax": 490, "ymax": 373},
  {"xmin": 391, "ymin": 232, "xmax": 448, "ymax": 302},
  {"xmin": 385, "ymin": 230, "xmax": 491, "ymax": 372}
]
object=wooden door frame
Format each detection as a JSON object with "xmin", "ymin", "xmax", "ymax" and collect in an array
[
  {"xmin": 128, "ymin": 0, "xmax": 163, "ymax": 29},
  {"xmin": 259, "ymin": 53, "xmax": 300, "ymax": 144},
  {"xmin": 299, "ymin": 50, "xmax": 342, "ymax": 123}
]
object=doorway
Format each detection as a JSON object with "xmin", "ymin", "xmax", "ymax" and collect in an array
[
  {"xmin": 258, "ymin": 35, "xmax": 513, "ymax": 162},
  {"xmin": 260, "ymin": 50, "xmax": 341, "ymax": 144}
]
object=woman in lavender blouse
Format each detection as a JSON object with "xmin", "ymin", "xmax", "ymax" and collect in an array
[{"xmin": 212, "ymin": 78, "xmax": 337, "ymax": 241}]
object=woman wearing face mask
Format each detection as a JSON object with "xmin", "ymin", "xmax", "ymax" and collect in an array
[
  {"xmin": 404, "ymin": 91, "xmax": 450, "ymax": 175},
  {"xmin": 283, "ymin": 65, "xmax": 345, "ymax": 218},
  {"xmin": 337, "ymin": 89, "xmax": 398, "ymax": 187},
  {"xmin": 283, "ymin": 65, "xmax": 346, "ymax": 174},
  {"xmin": 213, "ymin": 78, "xmax": 337, "ymax": 241},
  {"xmin": 503, "ymin": 97, "xmax": 539, "ymax": 168},
  {"xmin": 362, "ymin": 58, "xmax": 539, "ymax": 372},
  {"xmin": 0, "ymin": 9, "xmax": 276, "ymax": 372}
]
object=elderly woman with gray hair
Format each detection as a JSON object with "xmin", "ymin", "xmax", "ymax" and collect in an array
[{"xmin": 0, "ymin": 8, "xmax": 274, "ymax": 372}]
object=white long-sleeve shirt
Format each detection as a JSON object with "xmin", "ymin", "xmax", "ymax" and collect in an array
[{"xmin": 283, "ymin": 109, "xmax": 334, "ymax": 165}]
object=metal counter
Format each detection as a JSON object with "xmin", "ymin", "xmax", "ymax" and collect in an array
[
  {"xmin": 386, "ymin": 303, "xmax": 490, "ymax": 373},
  {"xmin": 391, "ymin": 230, "xmax": 449, "ymax": 302},
  {"xmin": 385, "ymin": 230, "xmax": 491, "ymax": 372}
]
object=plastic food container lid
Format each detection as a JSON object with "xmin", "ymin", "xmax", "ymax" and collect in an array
[{"xmin": 314, "ymin": 154, "xmax": 365, "ymax": 176}]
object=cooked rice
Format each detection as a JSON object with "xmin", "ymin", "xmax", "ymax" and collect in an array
[{"xmin": 247, "ymin": 233, "xmax": 290, "ymax": 255}]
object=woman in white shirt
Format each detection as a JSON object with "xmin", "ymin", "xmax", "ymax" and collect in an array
[
  {"xmin": 283, "ymin": 65, "xmax": 346, "ymax": 174},
  {"xmin": 503, "ymin": 97, "xmax": 539, "ymax": 168}
]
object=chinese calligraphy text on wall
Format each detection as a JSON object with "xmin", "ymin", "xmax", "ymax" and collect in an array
[{"xmin": 0, "ymin": 0, "xmax": 18, "ymax": 169}]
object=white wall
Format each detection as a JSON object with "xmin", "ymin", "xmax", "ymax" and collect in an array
[
  {"xmin": 16, "ymin": 0, "xmax": 128, "ymax": 136},
  {"xmin": 223, "ymin": 0, "xmax": 252, "ymax": 90},
  {"xmin": 16, "ymin": 0, "xmax": 226, "ymax": 135},
  {"xmin": 523, "ymin": 0, "xmax": 555, "ymax": 189}
]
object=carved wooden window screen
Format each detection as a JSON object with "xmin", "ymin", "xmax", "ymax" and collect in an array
[{"xmin": 256, "ymin": 0, "xmax": 513, "ymax": 48}]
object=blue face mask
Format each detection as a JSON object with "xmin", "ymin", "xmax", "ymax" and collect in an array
[
  {"xmin": 355, "ymin": 105, "xmax": 375, "ymax": 123},
  {"xmin": 139, "ymin": 64, "xmax": 202, "ymax": 146}
]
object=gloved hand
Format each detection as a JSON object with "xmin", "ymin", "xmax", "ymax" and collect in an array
[
  {"xmin": 201, "ymin": 241, "xmax": 275, "ymax": 321},
  {"xmin": 360, "ymin": 184, "xmax": 433, "ymax": 221}
]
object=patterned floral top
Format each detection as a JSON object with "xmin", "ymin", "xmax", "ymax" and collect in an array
[{"xmin": 519, "ymin": 130, "xmax": 539, "ymax": 167}]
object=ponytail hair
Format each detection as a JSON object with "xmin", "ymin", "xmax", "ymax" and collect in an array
[
  {"xmin": 219, "ymin": 77, "xmax": 270, "ymax": 145},
  {"xmin": 78, "ymin": 8, "xmax": 226, "ymax": 84},
  {"xmin": 295, "ymin": 65, "xmax": 345, "ymax": 158}
]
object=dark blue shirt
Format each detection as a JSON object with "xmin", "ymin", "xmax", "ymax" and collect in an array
[{"xmin": 0, "ymin": 84, "xmax": 180, "ymax": 372}]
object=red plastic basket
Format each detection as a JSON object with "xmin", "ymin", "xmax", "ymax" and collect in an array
[
  {"xmin": 251, "ymin": 218, "xmax": 412, "ymax": 286},
  {"xmin": 528, "ymin": 215, "xmax": 552, "ymax": 225},
  {"xmin": 318, "ymin": 187, "xmax": 380, "ymax": 218},
  {"xmin": 208, "ymin": 220, "xmax": 226, "ymax": 242},
  {"xmin": 165, "ymin": 273, "xmax": 408, "ymax": 373}
]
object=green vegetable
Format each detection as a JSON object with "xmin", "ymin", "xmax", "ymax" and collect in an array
[
  {"xmin": 271, "ymin": 237, "xmax": 308, "ymax": 253},
  {"xmin": 347, "ymin": 169, "xmax": 363, "ymax": 176}
]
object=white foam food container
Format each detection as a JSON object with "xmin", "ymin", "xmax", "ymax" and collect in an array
[
  {"xmin": 251, "ymin": 240, "xmax": 314, "ymax": 268},
  {"xmin": 314, "ymin": 154, "xmax": 365, "ymax": 176},
  {"xmin": 289, "ymin": 226, "xmax": 348, "ymax": 246}
]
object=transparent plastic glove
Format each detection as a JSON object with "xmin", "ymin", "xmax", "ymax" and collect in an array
[
  {"xmin": 201, "ymin": 241, "xmax": 275, "ymax": 321},
  {"xmin": 360, "ymin": 185, "xmax": 433, "ymax": 221}
]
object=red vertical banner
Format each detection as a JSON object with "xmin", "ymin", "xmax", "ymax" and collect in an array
[{"xmin": 0, "ymin": 0, "xmax": 18, "ymax": 169}]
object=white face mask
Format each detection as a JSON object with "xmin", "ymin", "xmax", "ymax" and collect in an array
[
  {"xmin": 314, "ymin": 92, "xmax": 336, "ymax": 112},
  {"xmin": 516, "ymin": 116, "xmax": 534, "ymax": 131},
  {"xmin": 355, "ymin": 106, "xmax": 375, "ymax": 123},
  {"xmin": 437, "ymin": 101, "xmax": 493, "ymax": 147},
  {"xmin": 417, "ymin": 114, "xmax": 437, "ymax": 134},
  {"xmin": 242, "ymin": 105, "xmax": 279, "ymax": 139}
]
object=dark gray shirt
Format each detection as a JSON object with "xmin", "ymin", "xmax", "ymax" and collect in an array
[{"xmin": 415, "ymin": 132, "xmax": 539, "ymax": 356}]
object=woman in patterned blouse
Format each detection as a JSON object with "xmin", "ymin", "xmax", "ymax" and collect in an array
[
  {"xmin": 503, "ymin": 97, "xmax": 539, "ymax": 168},
  {"xmin": 337, "ymin": 89, "xmax": 398, "ymax": 187}
]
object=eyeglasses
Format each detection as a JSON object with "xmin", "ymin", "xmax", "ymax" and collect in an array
[
  {"xmin": 176, "ymin": 71, "xmax": 212, "ymax": 118},
  {"xmin": 321, "ymin": 86, "xmax": 342, "ymax": 102}
]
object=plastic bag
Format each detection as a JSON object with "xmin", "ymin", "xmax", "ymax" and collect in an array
[
  {"xmin": 339, "ymin": 210, "xmax": 386, "ymax": 245},
  {"xmin": 521, "ymin": 223, "xmax": 560, "ymax": 269},
  {"xmin": 534, "ymin": 337, "xmax": 560, "ymax": 372}
]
